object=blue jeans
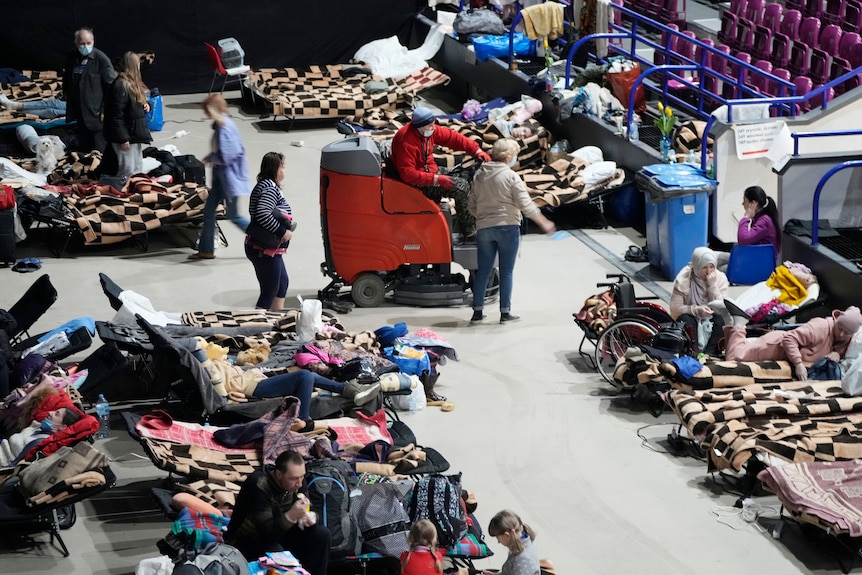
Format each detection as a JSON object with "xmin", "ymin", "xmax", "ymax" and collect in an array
[
  {"xmin": 472, "ymin": 225, "xmax": 520, "ymax": 313},
  {"xmin": 22, "ymin": 99, "xmax": 67, "ymax": 119},
  {"xmin": 245, "ymin": 242, "xmax": 289, "ymax": 309},
  {"xmin": 252, "ymin": 370, "xmax": 345, "ymax": 420},
  {"xmin": 199, "ymin": 173, "xmax": 250, "ymax": 254}
]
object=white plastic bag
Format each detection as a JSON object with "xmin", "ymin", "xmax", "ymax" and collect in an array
[
  {"xmin": 297, "ymin": 295, "xmax": 324, "ymax": 342},
  {"xmin": 390, "ymin": 375, "xmax": 426, "ymax": 412}
]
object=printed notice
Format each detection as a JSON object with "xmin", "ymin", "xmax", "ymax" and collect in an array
[{"xmin": 734, "ymin": 121, "xmax": 784, "ymax": 160}]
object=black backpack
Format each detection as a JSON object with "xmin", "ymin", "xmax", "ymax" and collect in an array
[
  {"xmin": 407, "ymin": 473, "xmax": 467, "ymax": 548},
  {"xmin": 305, "ymin": 459, "xmax": 360, "ymax": 558}
]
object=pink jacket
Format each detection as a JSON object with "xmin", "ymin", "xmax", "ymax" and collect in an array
[{"xmin": 725, "ymin": 316, "xmax": 851, "ymax": 364}]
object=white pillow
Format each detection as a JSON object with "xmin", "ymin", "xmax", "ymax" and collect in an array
[
  {"xmin": 844, "ymin": 325, "xmax": 862, "ymax": 363},
  {"xmin": 582, "ymin": 161, "xmax": 617, "ymax": 186},
  {"xmin": 569, "ymin": 146, "xmax": 604, "ymax": 163}
]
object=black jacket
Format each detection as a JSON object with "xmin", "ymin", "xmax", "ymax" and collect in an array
[
  {"xmin": 62, "ymin": 47, "xmax": 116, "ymax": 130},
  {"xmin": 103, "ymin": 79, "xmax": 152, "ymax": 145}
]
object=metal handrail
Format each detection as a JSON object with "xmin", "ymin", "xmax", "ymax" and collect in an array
[{"xmin": 810, "ymin": 160, "xmax": 862, "ymax": 246}]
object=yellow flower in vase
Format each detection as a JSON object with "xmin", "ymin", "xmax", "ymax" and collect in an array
[{"xmin": 653, "ymin": 102, "xmax": 677, "ymax": 138}]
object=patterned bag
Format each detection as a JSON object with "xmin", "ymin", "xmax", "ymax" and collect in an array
[
  {"xmin": 354, "ymin": 480, "xmax": 412, "ymax": 557},
  {"xmin": 407, "ymin": 473, "xmax": 467, "ymax": 548},
  {"xmin": 574, "ymin": 289, "xmax": 616, "ymax": 335}
]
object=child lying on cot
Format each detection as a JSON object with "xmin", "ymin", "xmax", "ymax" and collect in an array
[{"xmin": 0, "ymin": 406, "xmax": 82, "ymax": 467}]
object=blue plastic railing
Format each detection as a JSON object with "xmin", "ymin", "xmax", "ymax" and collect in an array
[{"xmin": 809, "ymin": 160, "xmax": 862, "ymax": 246}]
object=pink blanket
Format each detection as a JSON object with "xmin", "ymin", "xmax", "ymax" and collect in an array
[
  {"xmin": 137, "ymin": 410, "xmax": 256, "ymax": 454},
  {"xmin": 759, "ymin": 459, "xmax": 862, "ymax": 536},
  {"xmin": 320, "ymin": 409, "xmax": 392, "ymax": 446}
]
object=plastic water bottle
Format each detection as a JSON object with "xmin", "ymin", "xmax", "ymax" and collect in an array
[
  {"xmin": 628, "ymin": 117, "xmax": 639, "ymax": 143},
  {"xmin": 686, "ymin": 149, "xmax": 698, "ymax": 165},
  {"xmin": 407, "ymin": 394, "xmax": 418, "ymax": 414},
  {"xmin": 95, "ymin": 394, "xmax": 111, "ymax": 439}
]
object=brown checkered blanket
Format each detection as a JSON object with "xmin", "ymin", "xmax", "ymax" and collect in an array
[
  {"xmin": 0, "ymin": 70, "xmax": 64, "ymax": 125},
  {"xmin": 67, "ymin": 182, "xmax": 210, "ymax": 245},
  {"xmin": 140, "ymin": 436, "xmax": 260, "ymax": 483},
  {"xmin": 248, "ymin": 65, "xmax": 450, "ymax": 119},
  {"xmin": 667, "ymin": 379, "xmax": 862, "ymax": 471}
]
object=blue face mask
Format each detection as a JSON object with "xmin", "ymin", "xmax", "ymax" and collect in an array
[
  {"xmin": 507, "ymin": 158, "xmax": 517, "ymax": 168},
  {"xmin": 78, "ymin": 44, "xmax": 93, "ymax": 57},
  {"xmin": 40, "ymin": 418, "xmax": 54, "ymax": 432}
]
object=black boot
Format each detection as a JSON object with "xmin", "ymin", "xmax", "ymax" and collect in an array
[{"xmin": 420, "ymin": 370, "xmax": 445, "ymax": 402}]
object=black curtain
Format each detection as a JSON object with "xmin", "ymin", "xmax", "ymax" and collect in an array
[{"xmin": 4, "ymin": 1, "xmax": 426, "ymax": 94}]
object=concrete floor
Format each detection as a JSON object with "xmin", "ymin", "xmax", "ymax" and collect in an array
[{"xmin": 0, "ymin": 90, "xmax": 849, "ymax": 575}]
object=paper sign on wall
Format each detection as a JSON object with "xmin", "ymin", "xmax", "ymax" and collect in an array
[{"xmin": 734, "ymin": 121, "xmax": 784, "ymax": 160}]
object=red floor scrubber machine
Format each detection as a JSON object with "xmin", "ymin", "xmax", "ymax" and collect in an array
[{"xmin": 318, "ymin": 135, "xmax": 497, "ymax": 310}]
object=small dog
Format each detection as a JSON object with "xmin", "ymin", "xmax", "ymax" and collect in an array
[{"xmin": 35, "ymin": 136, "xmax": 65, "ymax": 174}]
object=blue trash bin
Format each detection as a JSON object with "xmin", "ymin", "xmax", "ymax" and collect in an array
[
  {"xmin": 644, "ymin": 191, "xmax": 709, "ymax": 280},
  {"xmin": 637, "ymin": 164, "xmax": 715, "ymax": 281}
]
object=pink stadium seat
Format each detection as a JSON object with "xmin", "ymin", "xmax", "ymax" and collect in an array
[
  {"xmin": 798, "ymin": 17, "xmax": 821, "ymax": 48},
  {"xmin": 753, "ymin": 27, "xmax": 773, "ymax": 61},
  {"xmin": 839, "ymin": 33, "xmax": 862, "ymax": 60},
  {"xmin": 719, "ymin": 11, "xmax": 740, "ymax": 47},
  {"xmin": 809, "ymin": 50, "xmax": 830, "ymax": 84},
  {"xmin": 771, "ymin": 34, "xmax": 791, "ymax": 68},
  {"xmin": 849, "ymin": 42, "xmax": 862, "ymax": 68},
  {"xmin": 654, "ymin": 23, "xmax": 680, "ymax": 66},
  {"xmin": 818, "ymin": 25, "xmax": 842, "ymax": 57},
  {"xmin": 845, "ymin": 0, "xmax": 862, "ymax": 34},
  {"xmin": 802, "ymin": 0, "xmax": 822, "ymax": 19},
  {"xmin": 823, "ymin": 0, "xmax": 846, "ymax": 26},
  {"xmin": 785, "ymin": 0, "xmax": 804, "ymax": 11},
  {"xmin": 736, "ymin": 17, "xmax": 756, "ymax": 52},
  {"xmin": 789, "ymin": 40, "xmax": 812, "ymax": 76},
  {"xmin": 745, "ymin": 0, "xmax": 765, "ymax": 25},
  {"xmin": 729, "ymin": 0, "xmax": 747, "ymax": 16},
  {"xmin": 793, "ymin": 76, "xmax": 813, "ymax": 111},
  {"xmin": 767, "ymin": 67, "xmax": 792, "ymax": 97},
  {"xmin": 762, "ymin": 3, "xmax": 783, "ymax": 33},
  {"xmin": 750, "ymin": 59, "xmax": 773, "ymax": 93},
  {"xmin": 779, "ymin": 9, "xmax": 802, "ymax": 42}
]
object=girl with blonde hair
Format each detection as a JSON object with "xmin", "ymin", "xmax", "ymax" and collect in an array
[
  {"xmin": 400, "ymin": 519, "xmax": 443, "ymax": 575},
  {"xmin": 485, "ymin": 510, "xmax": 539, "ymax": 575},
  {"xmin": 103, "ymin": 51, "xmax": 151, "ymax": 177}
]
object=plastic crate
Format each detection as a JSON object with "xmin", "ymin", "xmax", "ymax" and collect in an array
[{"xmin": 217, "ymin": 37, "xmax": 245, "ymax": 69}]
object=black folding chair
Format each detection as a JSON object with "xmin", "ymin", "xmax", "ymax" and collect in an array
[
  {"xmin": 0, "ymin": 466, "xmax": 116, "ymax": 557},
  {"xmin": 7, "ymin": 274, "xmax": 58, "ymax": 346}
]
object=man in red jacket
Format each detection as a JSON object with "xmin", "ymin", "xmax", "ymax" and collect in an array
[{"xmin": 390, "ymin": 106, "xmax": 491, "ymax": 237}]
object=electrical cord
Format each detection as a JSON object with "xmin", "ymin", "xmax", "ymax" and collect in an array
[
  {"xmin": 711, "ymin": 499, "xmax": 780, "ymax": 533},
  {"xmin": 636, "ymin": 422, "xmax": 706, "ymax": 460}
]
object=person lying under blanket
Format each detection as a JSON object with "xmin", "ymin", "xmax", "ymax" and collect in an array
[
  {"xmin": 715, "ymin": 303, "xmax": 862, "ymax": 381},
  {"xmin": 0, "ymin": 406, "xmax": 82, "ymax": 467}
]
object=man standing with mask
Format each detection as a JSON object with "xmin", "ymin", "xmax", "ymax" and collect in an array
[
  {"xmin": 63, "ymin": 27, "xmax": 116, "ymax": 153},
  {"xmin": 390, "ymin": 106, "xmax": 491, "ymax": 239}
]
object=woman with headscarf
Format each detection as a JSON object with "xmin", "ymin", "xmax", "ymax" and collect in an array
[{"xmin": 669, "ymin": 246, "xmax": 729, "ymax": 356}]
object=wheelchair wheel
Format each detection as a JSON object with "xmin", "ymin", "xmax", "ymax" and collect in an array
[{"xmin": 594, "ymin": 318, "xmax": 659, "ymax": 386}]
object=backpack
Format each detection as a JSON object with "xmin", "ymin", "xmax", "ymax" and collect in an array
[
  {"xmin": 407, "ymin": 473, "xmax": 467, "ymax": 548},
  {"xmin": 353, "ymin": 480, "xmax": 412, "ymax": 557},
  {"xmin": 172, "ymin": 542, "xmax": 249, "ymax": 575},
  {"xmin": 305, "ymin": 459, "xmax": 360, "ymax": 558}
]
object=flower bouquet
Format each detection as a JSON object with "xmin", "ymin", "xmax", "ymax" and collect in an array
[{"xmin": 654, "ymin": 102, "xmax": 677, "ymax": 162}]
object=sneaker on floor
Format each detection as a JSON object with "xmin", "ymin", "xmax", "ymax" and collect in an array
[
  {"xmin": 500, "ymin": 313, "xmax": 520, "ymax": 324},
  {"xmin": 188, "ymin": 252, "xmax": 215, "ymax": 260},
  {"xmin": 470, "ymin": 310, "xmax": 486, "ymax": 324}
]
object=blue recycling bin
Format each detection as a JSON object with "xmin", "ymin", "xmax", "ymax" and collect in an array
[{"xmin": 637, "ymin": 164, "xmax": 715, "ymax": 281}]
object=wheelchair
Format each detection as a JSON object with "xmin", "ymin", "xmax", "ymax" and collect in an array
[{"xmin": 587, "ymin": 273, "xmax": 694, "ymax": 385}]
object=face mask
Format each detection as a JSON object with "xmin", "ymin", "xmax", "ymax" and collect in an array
[
  {"xmin": 507, "ymin": 158, "xmax": 517, "ymax": 168},
  {"xmin": 40, "ymin": 418, "xmax": 54, "ymax": 432},
  {"xmin": 78, "ymin": 44, "xmax": 93, "ymax": 57},
  {"xmin": 421, "ymin": 128, "xmax": 434, "ymax": 138}
]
